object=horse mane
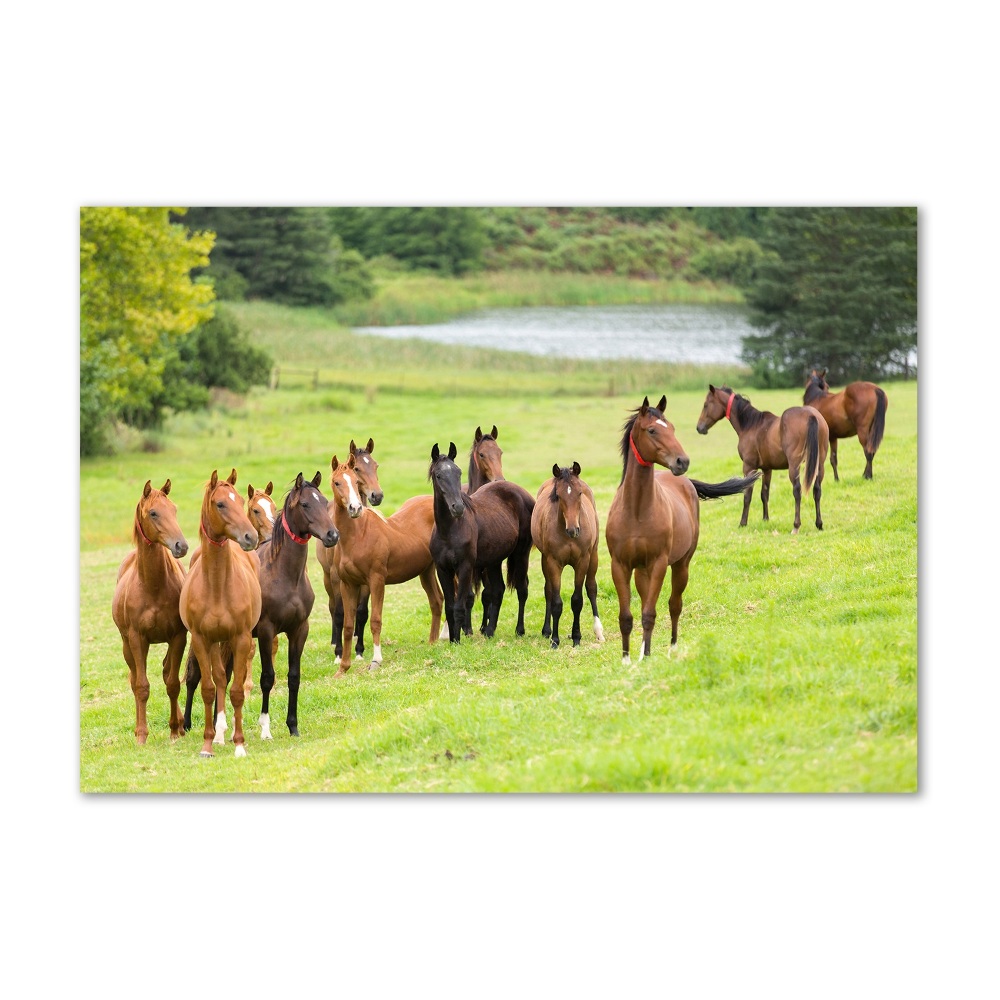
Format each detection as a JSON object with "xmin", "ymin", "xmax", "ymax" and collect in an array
[
  {"xmin": 720, "ymin": 386, "xmax": 770, "ymax": 430},
  {"xmin": 803, "ymin": 375, "xmax": 828, "ymax": 405},
  {"xmin": 265, "ymin": 486, "xmax": 295, "ymax": 560},
  {"xmin": 619, "ymin": 404, "xmax": 663, "ymax": 484}
]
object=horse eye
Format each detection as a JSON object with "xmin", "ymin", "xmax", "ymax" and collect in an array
[{"xmin": 149, "ymin": 510, "xmax": 158, "ymax": 518}]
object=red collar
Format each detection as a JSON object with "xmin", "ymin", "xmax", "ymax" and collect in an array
[
  {"xmin": 725, "ymin": 392, "xmax": 736, "ymax": 420},
  {"xmin": 201, "ymin": 518, "xmax": 227, "ymax": 547},
  {"xmin": 282, "ymin": 511, "xmax": 310, "ymax": 544},
  {"xmin": 629, "ymin": 432, "xmax": 654, "ymax": 468},
  {"xmin": 137, "ymin": 517, "xmax": 156, "ymax": 546}
]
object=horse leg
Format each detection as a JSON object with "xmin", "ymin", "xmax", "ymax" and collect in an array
[
  {"xmin": 668, "ymin": 558, "xmax": 690, "ymax": 648},
  {"xmin": 436, "ymin": 564, "xmax": 460, "ymax": 644},
  {"xmin": 570, "ymin": 559, "xmax": 587, "ymax": 648},
  {"xmin": 122, "ymin": 630, "xmax": 151, "ymax": 744},
  {"xmin": 586, "ymin": 547, "xmax": 604, "ymax": 642},
  {"xmin": 332, "ymin": 590, "xmax": 345, "ymax": 658},
  {"xmin": 789, "ymin": 464, "xmax": 802, "ymax": 535},
  {"xmin": 456, "ymin": 564, "xmax": 474, "ymax": 640},
  {"xmin": 513, "ymin": 562, "xmax": 529, "ymax": 638},
  {"xmin": 418, "ymin": 566, "xmax": 443, "ymax": 643},
  {"xmin": 542, "ymin": 554, "xmax": 562, "ymax": 648},
  {"xmin": 212, "ymin": 646, "xmax": 230, "ymax": 746},
  {"xmin": 541, "ymin": 575, "xmax": 553, "ymax": 640},
  {"xmin": 337, "ymin": 582, "xmax": 360, "ymax": 676},
  {"xmin": 366, "ymin": 577, "xmax": 385, "ymax": 670},
  {"xmin": 760, "ymin": 468, "xmax": 772, "ymax": 522},
  {"xmin": 611, "ymin": 559, "xmax": 634, "ymax": 666},
  {"xmin": 189, "ymin": 634, "xmax": 217, "ymax": 756},
  {"xmin": 483, "ymin": 563, "xmax": 505, "ymax": 638},
  {"xmin": 257, "ymin": 623, "xmax": 278, "ymax": 740},
  {"xmin": 829, "ymin": 436, "xmax": 840, "ymax": 481},
  {"xmin": 162, "ymin": 631, "xmax": 188, "ymax": 742},
  {"xmin": 285, "ymin": 619, "xmax": 309, "ymax": 736},
  {"xmin": 183, "ymin": 649, "xmax": 200, "ymax": 734},
  {"xmin": 229, "ymin": 633, "xmax": 253, "ymax": 757},
  {"xmin": 740, "ymin": 477, "xmax": 754, "ymax": 527},
  {"xmin": 813, "ymin": 475, "xmax": 823, "ymax": 530},
  {"xmin": 637, "ymin": 557, "xmax": 669, "ymax": 660},
  {"xmin": 355, "ymin": 587, "xmax": 370, "ymax": 658}
]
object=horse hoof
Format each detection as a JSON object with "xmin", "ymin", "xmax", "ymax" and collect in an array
[
  {"xmin": 199, "ymin": 750, "xmax": 214, "ymax": 758},
  {"xmin": 368, "ymin": 660, "xmax": 382, "ymax": 671},
  {"xmin": 622, "ymin": 655, "xmax": 631, "ymax": 666},
  {"xmin": 235, "ymin": 745, "xmax": 247, "ymax": 758},
  {"xmin": 288, "ymin": 727, "xmax": 299, "ymax": 737},
  {"xmin": 550, "ymin": 640, "xmax": 559, "ymax": 650}
]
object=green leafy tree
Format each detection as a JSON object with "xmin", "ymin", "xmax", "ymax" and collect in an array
[
  {"xmin": 740, "ymin": 207, "xmax": 917, "ymax": 387},
  {"xmin": 80, "ymin": 207, "xmax": 215, "ymax": 454}
]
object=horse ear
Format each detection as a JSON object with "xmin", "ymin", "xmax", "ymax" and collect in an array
[
  {"xmin": 247, "ymin": 483, "xmax": 254, "ymax": 500},
  {"xmin": 311, "ymin": 471, "xmax": 322, "ymax": 488},
  {"xmin": 572, "ymin": 461, "xmax": 582, "ymax": 476},
  {"xmin": 448, "ymin": 442, "xmax": 458, "ymax": 461},
  {"xmin": 367, "ymin": 437, "xmax": 375, "ymax": 454},
  {"xmin": 709, "ymin": 384, "xmax": 716, "ymax": 393},
  {"xmin": 552, "ymin": 462, "xmax": 561, "ymax": 478},
  {"xmin": 350, "ymin": 439, "xmax": 357, "ymax": 455},
  {"xmin": 331, "ymin": 455, "xmax": 339, "ymax": 471},
  {"xmin": 295, "ymin": 472, "xmax": 305, "ymax": 489},
  {"xmin": 474, "ymin": 426, "xmax": 483, "ymax": 443},
  {"xmin": 431, "ymin": 443, "xmax": 440, "ymax": 461},
  {"xmin": 210, "ymin": 470, "xmax": 219, "ymax": 489},
  {"xmin": 491, "ymin": 425, "xmax": 498, "ymax": 440},
  {"xmin": 266, "ymin": 481, "xmax": 273, "ymax": 495},
  {"xmin": 227, "ymin": 468, "xmax": 238, "ymax": 486},
  {"xmin": 143, "ymin": 480, "xmax": 152, "ymax": 498},
  {"xmin": 657, "ymin": 395, "xmax": 667, "ymax": 412},
  {"xmin": 162, "ymin": 479, "xmax": 171, "ymax": 495},
  {"xmin": 640, "ymin": 396, "xmax": 649, "ymax": 413}
]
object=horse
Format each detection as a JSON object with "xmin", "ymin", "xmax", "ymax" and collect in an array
[
  {"xmin": 247, "ymin": 480, "xmax": 276, "ymax": 543},
  {"xmin": 328, "ymin": 453, "xmax": 443, "ymax": 675},
  {"xmin": 696, "ymin": 384, "xmax": 829, "ymax": 534},
  {"xmin": 605, "ymin": 395, "xmax": 760, "ymax": 665},
  {"xmin": 316, "ymin": 439, "xmax": 383, "ymax": 661},
  {"xmin": 111, "ymin": 479, "xmax": 190, "ymax": 744},
  {"xmin": 804, "ymin": 368, "xmax": 888, "ymax": 480},
  {"xmin": 467, "ymin": 424, "xmax": 504, "ymax": 494},
  {"xmin": 178, "ymin": 469, "xmax": 262, "ymax": 757},
  {"xmin": 428, "ymin": 442, "xmax": 534, "ymax": 643},
  {"xmin": 531, "ymin": 462, "xmax": 604, "ymax": 648}
]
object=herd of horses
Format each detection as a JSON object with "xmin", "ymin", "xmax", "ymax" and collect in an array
[{"xmin": 111, "ymin": 372, "xmax": 889, "ymax": 757}]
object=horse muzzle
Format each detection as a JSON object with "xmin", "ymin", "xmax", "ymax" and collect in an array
[
  {"xmin": 565, "ymin": 525, "xmax": 581, "ymax": 539},
  {"xmin": 369, "ymin": 491, "xmax": 384, "ymax": 506},
  {"xmin": 696, "ymin": 422, "xmax": 708, "ymax": 435},
  {"xmin": 449, "ymin": 503, "xmax": 465, "ymax": 518},
  {"xmin": 238, "ymin": 533, "xmax": 259, "ymax": 551},
  {"xmin": 172, "ymin": 540, "xmax": 189, "ymax": 559},
  {"xmin": 321, "ymin": 529, "xmax": 339, "ymax": 547},
  {"xmin": 671, "ymin": 456, "xmax": 690, "ymax": 475},
  {"xmin": 348, "ymin": 504, "xmax": 363, "ymax": 519}
]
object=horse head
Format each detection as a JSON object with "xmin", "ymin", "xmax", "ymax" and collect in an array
[
  {"xmin": 626, "ymin": 396, "xmax": 690, "ymax": 476},
  {"xmin": 203, "ymin": 468, "xmax": 258, "ymax": 551},
  {"xmin": 246, "ymin": 480, "xmax": 276, "ymax": 543},
  {"xmin": 350, "ymin": 437, "xmax": 384, "ymax": 506},
  {"xmin": 330, "ymin": 455, "xmax": 365, "ymax": 519},
  {"xmin": 136, "ymin": 478, "xmax": 188, "ymax": 558},
  {"xmin": 471, "ymin": 425, "xmax": 504, "ymax": 483},
  {"xmin": 696, "ymin": 385, "xmax": 735, "ymax": 435},
  {"xmin": 551, "ymin": 461, "xmax": 585, "ymax": 538},
  {"xmin": 285, "ymin": 471, "xmax": 339, "ymax": 548},
  {"xmin": 430, "ymin": 442, "xmax": 465, "ymax": 518}
]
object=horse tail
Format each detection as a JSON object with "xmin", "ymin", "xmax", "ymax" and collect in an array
[
  {"xmin": 803, "ymin": 415, "xmax": 821, "ymax": 494},
  {"xmin": 869, "ymin": 387, "xmax": 888, "ymax": 454},
  {"xmin": 689, "ymin": 472, "xmax": 760, "ymax": 500},
  {"xmin": 505, "ymin": 495, "xmax": 535, "ymax": 592}
]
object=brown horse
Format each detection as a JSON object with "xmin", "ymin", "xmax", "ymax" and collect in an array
[
  {"xmin": 428, "ymin": 442, "xmax": 534, "ymax": 643},
  {"xmin": 328, "ymin": 453, "xmax": 443, "ymax": 675},
  {"xmin": 467, "ymin": 425, "xmax": 504, "ymax": 494},
  {"xmin": 696, "ymin": 384, "xmax": 829, "ymax": 534},
  {"xmin": 531, "ymin": 462, "xmax": 603, "ymax": 648},
  {"xmin": 804, "ymin": 368, "xmax": 888, "ymax": 480},
  {"xmin": 179, "ymin": 469, "xmax": 261, "ymax": 757},
  {"xmin": 112, "ymin": 479, "xmax": 190, "ymax": 744},
  {"xmin": 606, "ymin": 396, "xmax": 759, "ymax": 664},
  {"xmin": 316, "ymin": 439, "xmax": 382, "ymax": 660},
  {"xmin": 247, "ymin": 480, "xmax": 276, "ymax": 542}
]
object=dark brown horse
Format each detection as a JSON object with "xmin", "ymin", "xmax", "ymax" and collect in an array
[
  {"xmin": 696, "ymin": 384, "xmax": 829, "ymax": 534},
  {"xmin": 328, "ymin": 453, "xmax": 443, "ymax": 675},
  {"xmin": 179, "ymin": 469, "xmax": 261, "ymax": 757},
  {"xmin": 428, "ymin": 442, "xmax": 534, "ymax": 643},
  {"xmin": 316, "ymin": 439, "xmax": 383, "ymax": 660},
  {"xmin": 606, "ymin": 396, "xmax": 759, "ymax": 664},
  {"xmin": 112, "ymin": 479, "xmax": 190, "ymax": 744},
  {"xmin": 531, "ymin": 462, "xmax": 603, "ymax": 648},
  {"xmin": 804, "ymin": 368, "xmax": 888, "ymax": 480},
  {"xmin": 467, "ymin": 425, "xmax": 504, "ymax": 494}
]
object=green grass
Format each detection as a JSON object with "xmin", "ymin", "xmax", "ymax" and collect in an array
[{"xmin": 81, "ymin": 308, "xmax": 917, "ymax": 793}]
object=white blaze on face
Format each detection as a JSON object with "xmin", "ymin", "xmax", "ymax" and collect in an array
[
  {"xmin": 257, "ymin": 497, "xmax": 276, "ymax": 525},
  {"xmin": 346, "ymin": 470, "xmax": 362, "ymax": 511},
  {"xmin": 229, "ymin": 492, "xmax": 237, "ymax": 502},
  {"xmin": 656, "ymin": 419, "xmax": 668, "ymax": 428},
  {"xmin": 363, "ymin": 456, "xmax": 371, "ymax": 464}
]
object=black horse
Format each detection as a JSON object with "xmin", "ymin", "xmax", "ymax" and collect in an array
[{"xmin": 428, "ymin": 442, "xmax": 534, "ymax": 643}]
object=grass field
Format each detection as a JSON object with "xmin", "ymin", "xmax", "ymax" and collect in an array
[{"xmin": 80, "ymin": 308, "xmax": 918, "ymax": 793}]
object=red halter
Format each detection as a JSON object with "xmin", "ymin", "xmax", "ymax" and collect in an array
[
  {"xmin": 629, "ymin": 432, "xmax": 654, "ymax": 468},
  {"xmin": 200, "ymin": 518, "xmax": 227, "ymax": 547},
  {"xmin": 725, "ymin": 392, "xmax": 736, "ymax": 421},
  {"xmin": 282, "ymin": 511, "xmax": 310, "ymax": 544}
]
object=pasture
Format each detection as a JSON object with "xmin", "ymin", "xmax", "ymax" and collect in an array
[{"xmin": 80, "ymin": 340, "xmax": 917, "ymax": 792}]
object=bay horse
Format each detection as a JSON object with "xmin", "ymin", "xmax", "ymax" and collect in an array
[
  {"xmin": 605, "ymin": 396, "xmax": 759, "ymax": 665},
  {"xmin": 428, "ymin": 442, "xmax": 534, "ymax": 643},
  {"xmin": 804, "ymin": 368, "xmax": 888, "ymax": 480},
  {"xmin": 531, "ymin": 462, "xmax": 604, "ymax": 648},
  {"xmin": 247, "ymin": 480, "xmax": 276, "ymax": 543},
  {"xmin": 467, "ymin": 425, "xmax": 504, "ymax": 494},
  {"xmin": 179, "ymin": 469, "xmax": 261, "ymax": 757},
  {"xmin": 328, "ymin": 453, "xmax": 443, "ymax": 675},
  {"xmin": 696, "ymin": 384, "xmax": 829, "ymax": 534},
  {"xmin": 111, "ymin": 479, "xmax": 190, "ymax": 744},
  {"xmin": 316, "ymin": 439, "xmax": 383, "ymax": 661}
]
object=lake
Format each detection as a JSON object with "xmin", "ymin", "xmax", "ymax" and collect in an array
[{"xmin": 353, "ymin": 303, "xmax": 755, "ymax": 364}]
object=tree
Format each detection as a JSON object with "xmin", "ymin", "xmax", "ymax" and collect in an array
[
  {"xmin": 740, "ymin": 207, "xmax": 917, "ymax": 387},
  {"xmin": 80, "ymin": 207, "xmax": 215, "ymax": 454}
]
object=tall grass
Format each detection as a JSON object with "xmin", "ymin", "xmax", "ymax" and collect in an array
[{"xmin": 80, "ymin": 355, "xmax": 918, "ymax": 792}]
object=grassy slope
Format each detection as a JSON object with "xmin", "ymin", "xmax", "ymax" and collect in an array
[{"xmin": 81, "ymin": 301, "xmax": 917, "ymax": 793}]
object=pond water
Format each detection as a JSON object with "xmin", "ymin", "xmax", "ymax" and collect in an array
[{"xmin": 353, "ymin": 303, "xmax": 756, "ymax": 364}]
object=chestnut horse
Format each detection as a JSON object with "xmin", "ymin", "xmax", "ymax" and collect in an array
[
  {"xmin": 316, "ymin": 439, "xmax": 383, "ymax": 660},
  {"xmin": 606, "ymin": 396, "xmax": 759, "ymax": 664},
  {"xmin": 179, "ymin": 469, "xmax": 261, "ymax": 757},
  {"xmin": 247, "ymin": 480, "xmax": 276, "ymax": 543},
  {"xmin": 328, "ymin": 453, "xmax": 443, "ymax": 675},
  {"xmin": 804, "ymin": 369, "xmax": 888, "ymax": 480},
  {"xmin": 696, "ymin": 385, "xmax": 829, "ymax": 534},
  {"xmin": 531, "ymin": 462, "xmax": 604, "ymax": 648},
  {"xmin": 467, "ymin": 424, "xmax": 504, "ymax": 494},
  {"xmin": 428, "ymin": 442, "xmax": 534, "ymax": 643},
  {"xmin": 112, "ymin": 479, "xmax": 190, "ymax": 744}
]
